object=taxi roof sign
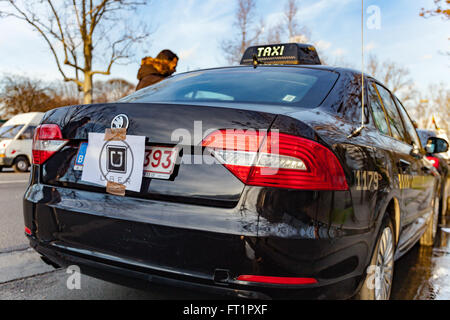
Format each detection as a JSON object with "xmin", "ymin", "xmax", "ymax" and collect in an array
[{"xmin": 240, "ymin": 43, "xmax": 321, "ymax": 66}]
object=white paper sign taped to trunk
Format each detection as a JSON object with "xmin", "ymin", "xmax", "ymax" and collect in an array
[{"xmin": 81, "ymin": 133, "xmax": 145, "ymax": 192}]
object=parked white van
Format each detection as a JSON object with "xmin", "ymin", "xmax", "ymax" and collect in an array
[{"xmin": 0, "ymin": 112, "xmax": 44, "ymax": 172}]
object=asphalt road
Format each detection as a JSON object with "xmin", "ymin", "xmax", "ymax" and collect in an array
[
  {"xmin": 0, "ymin": 170, "xmax": 212, "ymax": 299},
  {"xmin": 0, "ymin": 266, "xmax": 217, "ymax": 300},
  {"xmin": 0, "ymin": 170, "xmax": 449, "ymax": 300},
  {"xmin": 391, "ymin": 219, "xmax": 450, "ymax": 300},
  {"xmin": 0, "ymin": 170, "xmax": 30, "ymax": 252}
]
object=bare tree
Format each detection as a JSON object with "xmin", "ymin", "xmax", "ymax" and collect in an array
[
  {"xmin": 0, "ymin": 76, "xmax": 52, "ymax": 116},
  {"xmin": 265, "ymin": 23, "xmax": 284, "ymax": 44},
  {"xmin": 366, "ymin": 55, "xmax": 417, "ymax": 104},
  {"xmin": 221, "ymin": 0, "xmax": 314, "ymax": 63},
  {"xmin": 420, "ymin": 0, "xmax": 450, "ymax": 20},
  {"xmin": 420, "ymin": 0, "xmax": 449, "ymax": 56},
  {"xmin": 265, "ymin": 0, "xmax": 310, "ymax": 44},
  {"xmin": 284, "ymin": 0, "xmax": 309, "ymax": 41},
  {"xmin": 0, "ymin": 0, "xmax": 151, "ymax": 104},
  {"xmin": 94, "ymin": 78, "xmax": 134, "ymax": 103},
  {"xmin": 411, "ymin": 83, "xmax": 450, "ymax": 133},
  {"xmin": 0, "ymin": 75, "xmax": 81, "ymax": 117},
  {"xmin": 50, "ymin": 81, "xmax": 82, "ymax": 105},
  {"xmin": 221, "ymin": 0, "xmax": 264, "ymax": 64}
]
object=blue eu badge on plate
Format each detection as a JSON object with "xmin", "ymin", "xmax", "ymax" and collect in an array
[{"xmin": 74, "ymin": 142, "xmax": 88, "ymax": 171}]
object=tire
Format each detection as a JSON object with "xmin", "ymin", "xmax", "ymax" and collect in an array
[
  {"xmin": 440, "ymin": 179, "xmax": 448, "ymax": 217},
  {"xmin": 355, "ymin": 217, "xmax": 395, "ymax": 300},
  {"xmin": 12, "ymin": 156, "xmax": 29, "ymax": 173},
  {"xmin": 420, "ymin": 195, "xmax": 440, "ymax": 246},
  {"xmin": 0, "ymin": 166, "xmax": 3, "ymax": 172},
  {"xmin": 447, "ymin": 196, "xmax": 450, "ymax": 216}
]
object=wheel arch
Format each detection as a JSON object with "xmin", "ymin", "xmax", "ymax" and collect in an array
[
  {"xmin": 385, "ymin": 197, "xmax": 401, "ymax": 246},
  {"xmin": 14, "ymin": 154, "xmax": 31, "ymax": 164},
  {"xmin": 372, "ymin": 192, "xmax": 401, "ymax": 247}
]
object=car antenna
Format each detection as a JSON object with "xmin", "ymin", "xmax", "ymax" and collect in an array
[
  {"xmin": 252, "ymin": 54, "xmax": 262, "ymax": 68},
  {"xmin": 348, "ymin": 0, "xmax": 366, "ymax": 139}
]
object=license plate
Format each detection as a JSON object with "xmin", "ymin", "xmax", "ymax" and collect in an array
[
  {"xmin": 74, "ymin": 142, "xmax": 88, "ymax": 171},
  {"xmin": 75, "ymin": 143, "xmax": 178, "ymax": 180},
  {"xmin": 143, "ymin": 146, "xmax": 179, "ymax": 180}
]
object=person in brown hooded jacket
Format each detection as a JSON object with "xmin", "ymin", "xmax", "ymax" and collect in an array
[{"xmin": 136, "ymin": 50, "xmax": 179, "ymax": 91}]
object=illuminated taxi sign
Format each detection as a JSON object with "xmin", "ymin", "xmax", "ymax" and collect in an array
[{"xmin": 240, "ymin": 43, "xmax": 321, "ymax": 66}]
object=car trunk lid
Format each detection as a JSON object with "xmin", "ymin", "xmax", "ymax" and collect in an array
[{"xmin": 40, "ymin": 102, "xmax": 280, "ymax": 207}]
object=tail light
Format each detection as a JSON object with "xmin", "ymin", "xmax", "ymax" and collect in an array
[
  {"xmin": 237, "ymin": 275, "xmax": 317, "ymax": 285},
  {"xmin": 202, "ymin": 129, "xmax": 348, "ymax": 190},
  {"xmin": 24, "ymin": 226, "xmax": 32, "ymax": 236},
  {"xmin": 426, "ymin": 156, "xmax": 439, "ymax": 169},
  {"xmin": 32, "ymin": 124, "xmax": 68, "ymax": 165}
]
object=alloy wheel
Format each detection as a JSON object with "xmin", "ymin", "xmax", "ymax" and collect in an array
[
  {"xmin": 375, "ymin": 226, "xmax": 394, "ymax": 300},
  {"xmin": 17, "ymin": 160, "xmax": 28, "ymax": 171},
  {"xmin": 431, "ymin": 197, "xmax": 439, "ymax": 241}
]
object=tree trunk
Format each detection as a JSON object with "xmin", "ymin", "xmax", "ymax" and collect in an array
[
  {"xmin": 83, "ymin": 33, "xmax": 93, "ymax": 104},
  {"xmin": 83, "ymin": 72, "xmax": 93, "ymax": 104}
]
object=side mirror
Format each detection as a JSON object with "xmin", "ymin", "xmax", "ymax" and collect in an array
[{"xmin": 427, "ymin": 137, "xmax": 449, "ymax": 154}]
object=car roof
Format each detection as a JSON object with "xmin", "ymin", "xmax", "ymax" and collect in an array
[
  {"xmin": 173, "ymin": 64, "xmax": 376, "ymax": 82},
  {"xmin": 175, "ymin": 64, "xmax": 346, "ymax": 74},
  {"xmin": 3, "ymin": 112, "xmax": 44, "ymax": 126}
]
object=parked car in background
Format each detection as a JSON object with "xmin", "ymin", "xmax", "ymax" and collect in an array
[
  {"xmin": 418, "ymin": 129, "xmax": 450, "ymax": 217},
  {"xmin": 0, "ymin": 112, "xmax": 44, "ymax": 172}
]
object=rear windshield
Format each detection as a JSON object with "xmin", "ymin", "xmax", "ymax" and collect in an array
[
  {"xmin": 0, "ymin": 125, "xmax": 24, "ymax": 139},
  {"xmin": 121, "ymin": 67, "xmax": 339, "ymax": 108}
]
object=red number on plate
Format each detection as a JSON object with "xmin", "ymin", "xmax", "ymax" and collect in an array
[
  {"xmin": 144, "ymin": 151, "xmax": 151, "ymax": 167},
  {"xmin": 152, "ymin": 150, "xmax": 162, "ymax": 167},
  {"xmin": 162, "ymin": 151, "xmax": 173, "ymax": 169}
]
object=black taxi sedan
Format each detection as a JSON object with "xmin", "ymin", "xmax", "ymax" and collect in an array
[
  {"xmin": 417, "ymin": 129, "xmax": 450, "ymax": 218},
  {"xmin": 23, "ymin": 43, "xmax": 445, "ymax": 300}
]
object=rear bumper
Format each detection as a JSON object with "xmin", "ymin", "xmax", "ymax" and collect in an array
[
  {"xmin": 24, "ymin": 183, "xmax": 374, "ymax": 300},
  {"xmin": 0, "ymin": 156, "xmax": 14, "ymax": 166},
  {"xmin": 28, "ymin": 236, "xmax": 361, "ymax": 300}
]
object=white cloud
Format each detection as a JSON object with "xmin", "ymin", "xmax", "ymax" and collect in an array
[
  {"xmin": 264, "ymin": 12, "xmax": 284, "ymax": 27},
  {"xmin": 0, "ymin": 0, "xmax": 448, "ymax": 93},
  {"xmin": 179, "ymin": 45, "xmax": 200, "ymax": 60},
  {"xmin": 315, "ymin": 40, "xmax": 332, "ymax": 51},
  {"xmin": 364, "ymin": 41, "xmax": 376, "ymax": 52},
  {"xmin": 299, "ymin": 0, "xmax": 353, "ymax": 21},
  {"xmin": 333, "ymin": 48, "xmax": 346, "ymax": 56}
]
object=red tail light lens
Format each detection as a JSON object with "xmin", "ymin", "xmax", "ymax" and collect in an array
[
  {"xmin": 237, "ymin": 275, "xmax": 318, "ymax": 285},
  {"xmin": 32, "ymin": 124, "xmax": 68, "ymax": 165},
  {"xmin": 24, "ymin": 226, "xmax": 32, "ymax": 236},
  {"xmin": 426, "ymin": 156, "xmax": 439, "ymax": 169},
  {"xmin": 202, "ymin": 129, "xmax": 264, "ymax": 182},
  {"xmin": 202, "ymin": 130, "xmax": 348, "ymax": 191}
]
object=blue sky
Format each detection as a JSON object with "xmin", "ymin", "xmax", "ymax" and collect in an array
[{"xmin": 0, "ymin": 0, "xmax": 448, "ymax": 92}]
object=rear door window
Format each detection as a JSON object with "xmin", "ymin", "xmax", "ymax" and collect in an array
[
  {"xmin": 375, "ymin": 84, "xmax": 408, "ymax": 142},
  {"xmin": 368, "ymin": 83, "xmax": 390, "ymax": 136},
  {"xmin": 395, "ymin": 97, "xmax": 423, "ymax": 148},
  {"xmin": 19, "ymin": 126, "xmax": 36, "ymax": 140}
]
